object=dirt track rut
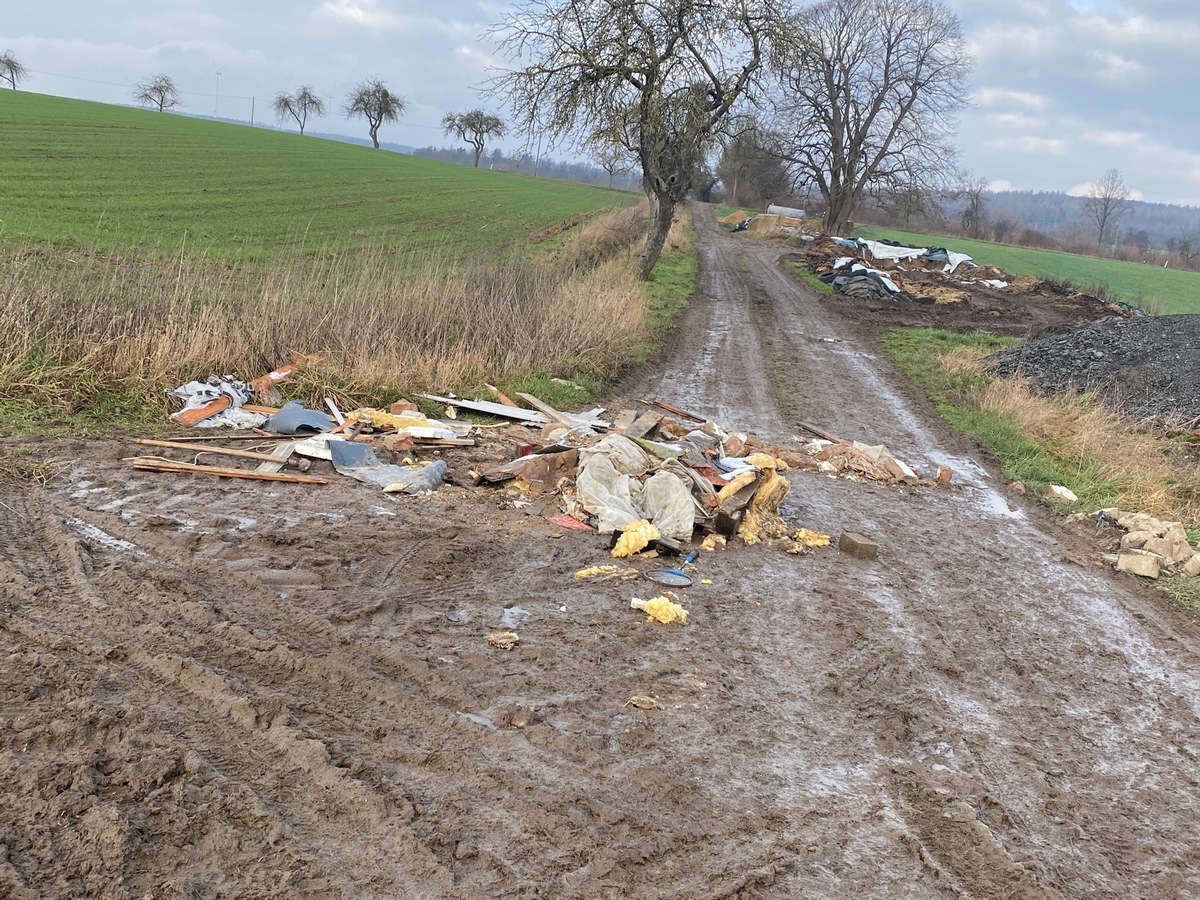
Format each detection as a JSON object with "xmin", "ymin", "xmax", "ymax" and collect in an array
[{"xmin": 3, "ymin": 205, "xmax": 1200, "ymax": 898}]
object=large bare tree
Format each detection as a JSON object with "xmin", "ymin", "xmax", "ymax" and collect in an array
[
  {"xmin": 0, "ymin": 50, "xmax": 28, "ymax": 90},
  {"xmin": 344, "ymin": 78, "xmax": 407, "ymax": 149},
  {"xmin": 1082, "ymin": 168, "xmax": 1131, "ymax": 249},
  {"xmin": 764, "ymin": 0, "xmax": 972, "ymax": 234},
  {"xmin": 442, "ymin": 109, "xmax": 507, "ymax": 167},
  {"xmin": 490, "ymin": 0, "xmax": 790, "ymax": 279},
  {"xmin": 273, "ymin": 86, "xmax": 326, "ymax": 136},
  {"xmin": 133, "ymin": 75, "xmax": 182, "ymax": 112}
]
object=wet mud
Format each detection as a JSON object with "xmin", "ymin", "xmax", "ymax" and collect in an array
[{"xmin": 3, "ymin": 205, "xmax": 1200, "ymax": 898}]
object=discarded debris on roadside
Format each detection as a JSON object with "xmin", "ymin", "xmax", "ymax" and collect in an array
[
  {"xmin": 1086, "ymin": 509, "xmax": 1200, "ymax": 581},
  {"xmin": 144, "ymin": 357, "xmax": 954, "ymax": 563}
]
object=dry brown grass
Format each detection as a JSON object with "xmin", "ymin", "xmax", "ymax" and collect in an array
[
  {"xmin": 0, "ymin": 208, "xmax": 652, "ymax": 412},
  {"xmin": 939, "ymin": 350, "xmax": 1200, "ymax": 522}
]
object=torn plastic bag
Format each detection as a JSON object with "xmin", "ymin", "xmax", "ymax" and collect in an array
[
  {"xmin": 328, "ymin": 440, "xmax": 446, "ymax": 493},
  {"xmin": 167, "ymin": 376, "xmax": 255, "ymax": 407},
  {"xmin": 265, "ymin": 399, "xmax": 335, "ymax": 435},
  {"xmin": 641, "ymin": 469, "xmax": 697, "ymax": 540},
  {"xmin": 576, "ymin": 454, "xmax": 644, "ymax": 533},
  {"xmin": 579, "ymin": 434, "xmax": 653, "ymax": 477}
]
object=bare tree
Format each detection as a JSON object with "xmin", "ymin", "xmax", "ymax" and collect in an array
[
  {"xmin": 1176, "ymin": 227, "xmax": 1199, "ymax": 268},
  {"xmin": 764, "ymin": 0, "xmax": 973, "ymax": 235},
  {"xmin": 959, "ymin": 176, "xmax": 989, "ymax": 238},
  {"xmin": 273, "ymin": 86, "xmax": 326, "ymax": 136},
  {"xmin": 0, "ymin": 50, "xmax": 28, "ymax": 90},
  {"xmin": 442, "ymin": 110, "xmax": 507, "ymax": 167},
  {"xmin": 489, "ymin": 0, "xmax": 790, "ymax": 279},
  {"xmin": 1082, "ymin": 168, "xmax": 1130, "ymax": 249},
  {"xmin": 716, "ymin": 121, "xmax": 790, "ymax": 209},
  {"xmin": 592, "ymin": 139, "xmax": 637, "ymax": 189},
  {"xmin": 344, "ymin": 78, "xmax": 407, "ymax": 149},
  {"xmin": 133, "ymin": 74, "xmax": 182, "ymax": 112}
]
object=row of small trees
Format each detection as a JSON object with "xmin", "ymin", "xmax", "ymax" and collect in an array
[
  {"xmin": 131, "ymin": 73, "xmax": 506, "ymax": 161},
  {"xmin": 0, "ymin": 51, "xmax": 506, "ymax": 164}
]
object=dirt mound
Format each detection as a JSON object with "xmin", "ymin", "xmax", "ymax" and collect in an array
[{"xmin": 987, "ymin": 314, "xmax": 1200, "ymax": 425}]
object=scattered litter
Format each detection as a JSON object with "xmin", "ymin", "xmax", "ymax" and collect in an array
[
  {"xmin": 1045, "ymin": 484, "xmax": 1079, "ymax": 504},
  {"xmin": 265, "ymin": 399, "xmax": 335, "ymax": 435},
  {"xmin": 487, "ymin": 631, "xmax": 521, "ymax": 650},
  {"xmin": 1081, "ymin": 507, "xmax": 1200, "ymax": 580},
  {"xmin": 630, "ymin": 593, "xmax": 689, "ymax": 625},
  {"xmin": 328, "ymin": 441, "xmax": 446, "ymax": 493},
  {"xmin": 789, "ymin": 528, "xmax": 832, "ymax": 554},
  {"xmin": 645, "ymin": 568, "xmax": 693, "ymax": 587},
  {"xmin": 574, "ymin": 565, "xmax": 635, "ymax": 580},
  {"xmin": 612, "ymin": 520, "xmax": 661, "ymax": 558},
  {"xmin": 700, "ymin": 534, "xmax": 726, "ymax": 552},
  {"xmin": 626, "ymin": 696, "xmax": 660, "ymax": 709},
  {"xmin": 550, "ymin": 514, "xmax": 594, "ymax": 532}
]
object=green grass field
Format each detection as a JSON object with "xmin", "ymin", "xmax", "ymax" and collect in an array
[
  {"xmin": 0, "ymin": 91, "xmax": 636, "ymax": 259},
  {"xmin": 857, "ymin": 225, "xmax": 1200, "ymax": 315}
]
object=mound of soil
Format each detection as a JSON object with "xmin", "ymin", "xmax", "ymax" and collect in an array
[
  {"xmin": 785, "ymin": 249, "xmax": 1129, "ymax": 337},
  {"xmin": 987, "ymin": 314, "xmax": 1200, "ymax": 425}
]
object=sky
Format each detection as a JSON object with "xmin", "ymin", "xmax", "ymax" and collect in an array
[{"xmin": 3, "ymin": 0, "xmax": 1199, "ymax": 207}]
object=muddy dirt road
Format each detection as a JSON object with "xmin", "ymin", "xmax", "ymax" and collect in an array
[{"xmin": 4, "ymin": 206, "xmax": 1200, "ymax": 899}]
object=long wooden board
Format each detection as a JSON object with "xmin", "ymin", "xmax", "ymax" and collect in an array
[{"xmin": 128, "ymin": 457, "xmax": 327, "ymax": 484}]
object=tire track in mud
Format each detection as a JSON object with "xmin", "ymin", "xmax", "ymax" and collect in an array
[
  {"xmin": 621, "ymin": 206, "xmax": 1200, "ymax": 898},
  {"xmin": 3, "ymin": 484, "xmax": 802, "ymax": 896}
]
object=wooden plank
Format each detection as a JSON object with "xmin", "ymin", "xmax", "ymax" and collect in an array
[
  {"xmin": 515, "ymin": 392, "xmax": 576, "ymax": 427},
  {"xmin": 255, "ymin": 440, "xmax": 299, "ymax": 474},
  {"xmin": 610, "ymin": 409, "xmax": 638, "ymax": 433},
  {"xmin": 798, "ymin": 421, "xmax": 852, "ymax": 447},
  {"xmin": 128, "ymin": 457, "xmax": 327, "ymax": 484},
  {"xmin": 134, "ymin": 438, "xmax": 294, "ymax": 465},
  {"xmin": 419, "ymin": 394, "xmax": 550, "ymax": 424},
  {"xmin": 625, "ymin": 409, "xmax": 663, "ymax": 440},
  {"xmin": 484, "ymin": 383, "xmax": 520, "ymax": 408},
  {"xmin": 636, "ymin": 397, "xmax": 706, "ymax": 423}
]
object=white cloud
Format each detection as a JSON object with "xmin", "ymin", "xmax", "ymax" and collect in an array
[
  {"xmin": 983, "ymin": 135, "xmax": 1068, "ymax": 155},
  {"xmin": 975, "ymin": 88, "xmax": 1050, "ymax": 111}
]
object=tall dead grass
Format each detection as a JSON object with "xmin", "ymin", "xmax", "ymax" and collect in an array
[
  {"xmin": 0, "ymin": 208, "xmax": 651, "ymax": 411},
  {"xmin": 939, "ymin": 350, "xmax": 1200, "ymax": 522}
]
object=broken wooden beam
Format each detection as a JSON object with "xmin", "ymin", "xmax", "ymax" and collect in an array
[
  {"xmin": 636, "ymin": 398, "xmax": 706, "ymax": 423},
  {"xmin": 799, "ymin": 421, "xmax": 852, "ymax": 447},
  {"xmin": 134, "ymin": 438, "xmax": 295, "ymax": 465},
  {"xmin": 128, "ymin": 456, "xmax": 328, "ymax": 484}
]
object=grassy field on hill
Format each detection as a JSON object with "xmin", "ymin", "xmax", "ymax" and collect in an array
[
  {"xmin": 857, "ymin": 225, "xmax": 1200, "ymax": 315},
  {"xmin": 0, "ymin": 93, "xmax": 699, "ymax": 428},
  {"xmin": 0, "ymin": 91, "xmax": 636, "ymax": 260}
]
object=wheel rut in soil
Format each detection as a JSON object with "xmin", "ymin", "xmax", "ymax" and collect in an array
[{"xmin": 2, "ymin": 206, "xmax": 1200, "ymax": 898}]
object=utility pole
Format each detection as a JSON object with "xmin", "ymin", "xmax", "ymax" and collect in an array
[
  {"xmin": 214, "ymin": 71, "xmax": 221, "ymax": 117},
  {"xmin": 250, "ymin": 96, "xmax": 255, "ymax": 126}
]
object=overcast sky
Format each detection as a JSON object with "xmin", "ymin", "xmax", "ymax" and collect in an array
[{"xmin": 4, "ymin": 0, "xmax": 1198, "ymax": 206}]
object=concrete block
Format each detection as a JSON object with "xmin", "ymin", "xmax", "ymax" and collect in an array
[
  {"xmin": 883, "ymin": 457, "xmax": 920, "ymax": 484},
  {"xmin": 1045, "ymin": 484, "xmax": 1078, "ymax": 503},
  {"xmin": 1115, "ymin": 553, "xmax": 1162, "ymax": 579},
  {"xmin": 1120, "ymin": 530, "xmax": 1154, "ymax": 551},
  {"xmin": 1143, "ymin": 536, "xmax": 1194, "ymax": 566},
  {"xmin": 1181, "ymin": 554, "xmax": 1200, "ymax": 579},
  {"xmin": 839, "ymin": 532, "xmax": 878, "ymax": 560}
]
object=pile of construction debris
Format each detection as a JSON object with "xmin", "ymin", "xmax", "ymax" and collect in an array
[
  {"xmin": 1092, "ymin": 509, "xmax": 1200, "ymax": 581},
  {"xmin": 144, "ymin": 358, "xmax": 947, "ymax": 559}
]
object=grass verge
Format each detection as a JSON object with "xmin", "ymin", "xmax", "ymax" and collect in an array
[
  {"xmin": 881, "ymin": 328, "xmax": 1200, "ymax": 523},
  {"xmin": 0, "ymin": 207, "xmax": 698, "ymax": 433}
]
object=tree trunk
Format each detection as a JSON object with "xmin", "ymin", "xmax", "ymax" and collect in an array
[
  {"xmin": 635, "ymin": 196, "xmax": 676, "ymax": 281},
  {"xmin": 370, "ymin": 126, "xmax": 380, "ymax": 149}
]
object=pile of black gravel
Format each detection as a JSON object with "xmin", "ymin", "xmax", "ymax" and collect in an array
[{"xmin": 987, "ymin": 314, "xmax": 1200, "ymax": 426}]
